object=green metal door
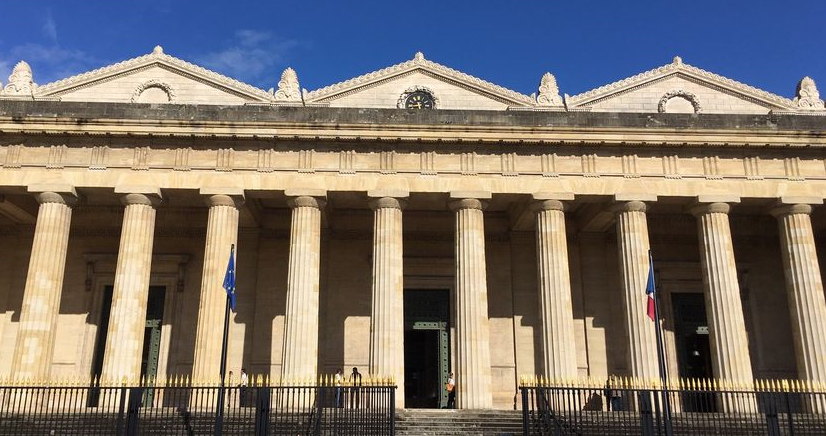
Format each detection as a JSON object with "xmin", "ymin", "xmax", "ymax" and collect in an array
[
  {"xmin": 140, "ymin": 286, "xmax": 166, "ymax": 406},
  {"xmin": 404, "ymin": 290, "xmax": 451, "ymax": 408}
]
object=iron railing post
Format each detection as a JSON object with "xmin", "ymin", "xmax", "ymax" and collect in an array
[
  {"xmin": 125, "ymin": 387, "xmax": 143, "ymax": 436},
  {"xmin": 786, "ymin": 391, "xmax": 796, "ymax": 436},
  {"xmin": 254, "ymin": 387, "xmax": 270, "ymax": 436},
  {"xmin": 764, "ymin": 391, "xmax": 781, "ymax": 436},
  {"xmin": 639, "ymin": 390, "xmax": 655, "ymax": 436},
  {"xmin": 115, "ymin": 386, "xmax": 128, "ymax": 436},
  {"xmin": 521, "ymin": 387, "xmax": 529, "ymax": 436},
  {"xmin": 314, "ymin": 386, "xmax": 324, "ymax": 435},
  {"xmin": 390, "ymin": 386, "xmax": 396, "ymax": 436}
]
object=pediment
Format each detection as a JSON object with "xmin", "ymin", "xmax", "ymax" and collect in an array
[
  {"xmin": 304, "ymin": 52, "xmax": 535, "ymax": 110},
  {"xmin": 34, "ymin": 46, "xmax": 273, "ymax": 105},
  {"xmin": 567, "ymin": 57, "xmax": 796, "ymax": 114}
]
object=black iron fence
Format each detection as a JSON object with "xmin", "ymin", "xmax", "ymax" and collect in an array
[
  {"xmin": 521, "ymin": 377, "xmax": 826, "ymax": 436},
  {"xmin": 0, "ymin": 377, "xmax": 396, "ymax": 435}
]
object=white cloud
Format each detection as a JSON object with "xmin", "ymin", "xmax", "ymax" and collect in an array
[
  {"xmin": 196, "ymin": 30, "xmax": 307, "ymax": 85},
  {"xmin": 43, "ymin": 11, "xmax": 58, "ymax": 43},
  {"xmin": 0, "ymin": 43, "xmax": 101, "ymax": 84}
]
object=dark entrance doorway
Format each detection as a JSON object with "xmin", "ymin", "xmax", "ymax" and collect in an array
[
  {"xmin": 88, "ymin": 285, "xmax": 166, "ymax": 406},
  {"xmin": 672, "ymin": 292, "xmax": 714, "ymax": 412},
  {"xmin": 403, "ymin": 289, "xmax": 450, "ymax": 409}
]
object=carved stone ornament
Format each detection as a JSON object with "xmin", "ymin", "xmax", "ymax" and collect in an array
[
  {"xmin": 536, "ymin": 72, "xmax": 563, "ymax": 107},
  {"xmin": 2, "ymin": 61, "xmax": 37, "ymax": 97},
  {"xmin": 397, "ymin": 85, "xmax": 439, "ymax": 109},
  {"xmin": 793, "ymin": 76, "xmax": 825, "ymax": 110},
  {"xmin": 273, "ymin": 67, "xmax": 302, "ymax": 103},
  {"xmin": 131, "ymin": 79, "xmax": 176, "ymax": 103},
  {"xmin": 658, "ymin": 90, "xmax": 701, "ymax": 114}
]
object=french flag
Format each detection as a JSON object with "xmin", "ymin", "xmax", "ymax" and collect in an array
[{"xmin": 646, "ymin": 251, "xmax": 656, "ymax": 321}]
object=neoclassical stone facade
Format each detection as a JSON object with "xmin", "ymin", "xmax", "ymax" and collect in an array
[{"xmin": 0, "ymin": 48, "xmax": 824, "ymax": 410}]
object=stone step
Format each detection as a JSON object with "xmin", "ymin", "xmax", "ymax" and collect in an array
[{"xmin": 395, "ymin": 409, "xmax": 523, "ymax": 436}]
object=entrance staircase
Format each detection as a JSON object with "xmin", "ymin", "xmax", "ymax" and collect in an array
[{"xmin": 395, "ymin": 409, "xmax": 523, "ymax": 436}]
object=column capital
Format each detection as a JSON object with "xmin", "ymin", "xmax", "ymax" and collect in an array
[
  {"xmin": 689, "ymin": 202, "xmax": 731, "ymax": 217},
  {"xmin": 611, "ymin": 200, "xmax": 647, "ymax": 214},
  {"xmin": 287, "ymin": 195, "xmax": 326, "ymax": 209},
  {"xmin": 449, "ymin": 198, "xmax": 487, "ymax": 211},
  {"xmin": 205, "ymin": 194, "xmax": 244, "ymax": 208},
  {"xmin": 369, "ymin": 197, "xmax": 406, "ymax": 210},
  {"xmin": 28, "ymin": 184, "xmax": 78, "ymax": 207},
  {"xmin": 531, "ymin": 199, "xmax": 565, "ymax": 213},
  {"xmin": 120, "ymin": 192, "xmax": 162, "ymax": 208},
  {"xmin": 33, "ymin": 191, "xmax": 78, "ymax": 207},
  {"xmin": 771, "ymin": 203, "xmax": 813, "ymax": 217}
]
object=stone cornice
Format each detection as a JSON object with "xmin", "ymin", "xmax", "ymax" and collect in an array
[{"xmin": 0, "ymin": 102, "xmax": 824, "ymax": 147}]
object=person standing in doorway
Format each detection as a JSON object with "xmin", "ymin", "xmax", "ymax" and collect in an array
[
  {"xmin": 239, "ymin": 368, "xmax": 248, "ymax": 406},
  {"xmin": 349, "ymin": 367, "xmax": 362, "ymax": 409},
  {"xmin": 446, "ymin": 372, "xmax": 456, "ymax": 409}
]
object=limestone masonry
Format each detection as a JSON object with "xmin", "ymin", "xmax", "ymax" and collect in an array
[{"xmin": 0, "ymin": 47, "xmax": 824, "ymax": 410}]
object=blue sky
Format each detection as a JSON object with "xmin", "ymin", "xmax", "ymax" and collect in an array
[{"xmin": 1, "ymin": 1, "xmax": 824, "ymax": 99}]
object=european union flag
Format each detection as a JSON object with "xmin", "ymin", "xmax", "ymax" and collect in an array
[{"xmin": 223, "ymin": 245, "xmax": 236, "ymax": 311}]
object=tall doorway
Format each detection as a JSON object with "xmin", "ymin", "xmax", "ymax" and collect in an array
[
  {"xmin": 89, "ymin": 285, "xmax": 167, "ymax": 406},
  {"xmin": 672, "ymin": 292, "xmax": 714, "ymax": 411},
  {"xmin": 403, "ymin": 289, "xmax": 450, "ymax": 409}
]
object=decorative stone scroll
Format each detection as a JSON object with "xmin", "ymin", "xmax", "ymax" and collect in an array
[
  {"xmin": 536, "ymin": 72, "xmax": 563, "ymax": 107},
  {"xmin": 273, "ymin": 67, "xmax": 302, "ymax": 103},
  {"xmin": 131, "ymin": 79, "xmax": 175, "ymax": 103},
  {"xmin": 794, "ymin": 77, "xmax": 825, "ymax": 110},
  {"xmin": 2, "ymin": 61, "xmax": 37, "ymax": 97},
  {"xmin": 658, "ymin": 90, "xmax": 701, "ymax": 114}
]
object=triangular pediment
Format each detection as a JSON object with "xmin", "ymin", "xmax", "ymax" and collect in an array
[
  {"xmin": 304, "ymin": 52, "xmax": 535, "ymax": 110},
  {"xmin": 33, "ymin": 46, "xmax": 273, "ymax": 105},
  {"xmin": 567, "ymin": 57, "xmax": 797, "ymax": 114}
]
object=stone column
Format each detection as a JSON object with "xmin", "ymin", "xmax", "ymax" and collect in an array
[
  {"xmin": 532, "ymin": 199, "xmax": 578, "ymax": 380},
  {"xmin": 192, "ymin": 192, "xmax": 243, "ymax": 383},
  {"xmin": 11, "ymin": 189, "xmax": 77, "ymax": 380},
  {"xmin": 690, "ymin": 202, "xmax": 753, "ymax": 383},
  {"xmin": 771, "ymin": 204, "xmax": 826, "ymax": 384},
  {"xmin": 450, "ymin": 197, "xmax": 492, "ymax": 409},
  {"xmin": 613, "ymin": 201, "xmax": 659, "ymax": 379},
  {"xmin": 281, "ymin": 195, "xmax": 325, "ymax": 381},
  {"xmin": 368, "ymin": 196, "xmax": 405, "ymax": 407},
  {"xmin": 100, "ymin": 191, "xmax": 161, "ymax": 383}
]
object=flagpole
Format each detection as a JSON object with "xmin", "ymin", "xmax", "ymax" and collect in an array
[
  {"xmin": 214, "ymin": 244, "xmax": 234, "ymax": 436},
  {"xmin": 649, "ymin": 250, "xmax": 673, "ymax": 436}
]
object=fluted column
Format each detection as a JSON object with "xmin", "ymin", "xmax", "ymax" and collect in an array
[
  {"xmin": 192, "ymin": 193, "xmax": 243, "ymax": 383},
  {"xmin": 281, "ymin": 195, "xmax": 325, "ymax": 380},
  {"xmin": 613, "ymin": 201, "xmax": 659, "ymax": 379},
  {"xmin": 100, "ymin": 192, "xmax": 161, "ymax": 383},
  {"xmin": 450, "ymin": 198, "xmax": 492, "ymax": 409},
  {"xmin": 533, "ymin": 200, "xmax": 578, "ymax": 380},
  {"xmin": 772, "ymin": 204, "xmax": 826, "ymax": 384},
  {"xmin": 690, "ymin": 202, "xmax": 753, "ymax": 383},
  {"xmin": 11, "ymin": 190, "xmax": 76, "ymax": 380},
  {"xmin": 368, "ymin": 197, "xmax": 405, "ymax": 407}
]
